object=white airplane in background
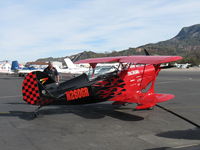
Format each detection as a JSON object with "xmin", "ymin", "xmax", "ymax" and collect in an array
[
  {"xmin": 0, "ymin": 61, "xmax": 13, "ymax": 74},
  {"xmin": 54, "ymin": 58, "xmax": 88, "ymax": 74},
  {"xmin": 174, "ymin": 63, "xmax": 191, "ymax": 69},
  {"xmin": 17, "ymin": 63, "xmax": 48, "ymax": 77},
  {"xmin": 17, "ymin": 67, "xmax": 44, "ymax": 77}
]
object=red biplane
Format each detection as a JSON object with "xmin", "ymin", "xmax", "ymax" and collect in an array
[{"xmin": 22, "ymin": 54, "xmax": 182, "ymax": 112}]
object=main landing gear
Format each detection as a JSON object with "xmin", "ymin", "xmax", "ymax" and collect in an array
[{"xmin": 133, "ymin": 104, "xmax": 155, "ymax": 111}]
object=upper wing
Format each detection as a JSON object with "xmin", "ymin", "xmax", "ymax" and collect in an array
[
  {"xmin": 75, "ymin": 56, "xmax": 183, "ymax": 65},
  {"xmin": 120, "ymin": 56, "xmax": 183, "ymax": 64},
  {"xmin": 74, "ymin": 56, "xmax": 126, "ymax": 64}
]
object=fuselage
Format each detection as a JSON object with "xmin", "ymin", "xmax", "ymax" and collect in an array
[
  {"xmin": 22, "ymin": 65, "xmax": 160, "ymax": 106},
  {"xmin": 58, "ymin": 64, "xmax": 158, "ymax": 105}
]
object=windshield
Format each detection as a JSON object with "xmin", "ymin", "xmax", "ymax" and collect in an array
[{"xmin": 87, "ymin": 66, "xmax": 118, "ymax": 79}]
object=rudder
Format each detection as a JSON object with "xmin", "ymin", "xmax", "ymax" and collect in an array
[{"xmin": 22, "ymin": 71, "xmax": 55, "ymax": 106}]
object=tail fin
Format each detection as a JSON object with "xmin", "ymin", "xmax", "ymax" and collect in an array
[
  {"xmin": 22, "ymin": 71, "xmax": 55, "ymax": 106},
  {"xmin": 11, "ymin": 60, "xmax": 19, "ymax": 70},
  {"xmin": 64, "ymin": 58, "xmax": 76, "ymax": 68},
  {"xmin": 53, "ymin": 65, "xmax": 62, "ymax": 73}
]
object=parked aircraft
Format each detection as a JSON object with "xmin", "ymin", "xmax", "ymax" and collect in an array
[
  {"xmin": 21, "ymin": 54, "xmax": 182, "ymax": 115},
  {"xmin": 12, "ymin": 61, "xmax": 46, "ymax": 77},
  {"xmin": 0, "ymin": 61, "xmax": 13, "ymax": 74},
  {"xmin": 174, "ymin": 63, "xmax": 191, "ymax": 69},
  {"xmin": 54, "ymin": 58, "xmax": 88, "ymax": 74}
]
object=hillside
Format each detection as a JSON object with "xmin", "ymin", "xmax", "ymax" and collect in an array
[
  {"xmin": 37, "ymin": 24, "xmax": 200, "ymax": 65},
  {"xmin": 140, "ymin": 24, "xmax": 200, "ymax": 64}
]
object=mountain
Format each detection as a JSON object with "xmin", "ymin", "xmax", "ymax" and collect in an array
[
  {"xmin": 139, "ymin": 24, "xmax": 200, "ymax": 64},
  {"xmin": 36, "ymin": 24, "xmax": 200, "ymax": 65}
]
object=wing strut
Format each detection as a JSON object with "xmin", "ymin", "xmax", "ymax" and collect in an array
[
  {"xmin": 89, "ymin": 63, "xmax": 97, "ymax": 78},
  {"xmin": 140, "ymin": 64, "xmax": 146, "ymax": 88}
]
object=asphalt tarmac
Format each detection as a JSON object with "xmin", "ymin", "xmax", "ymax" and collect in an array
[{"xmin": 0, "ymin": 71, "xmax": 200, "ymax": 150}]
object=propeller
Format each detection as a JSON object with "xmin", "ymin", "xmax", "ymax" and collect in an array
[
  {"xmin": 143, "ymin": 48, "xmax": 175, "ymax": 69},
  {"xmin": 144, "ymin": 48, "xmax": 150, "ymax": 56}
]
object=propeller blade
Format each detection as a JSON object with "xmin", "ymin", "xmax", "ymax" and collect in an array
[{"xmin": 144, "ymin": 49, "xmax": 150, "ymax": 56}]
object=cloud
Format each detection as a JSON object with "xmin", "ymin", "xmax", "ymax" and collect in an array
[{"xmin": 0, "ymin": 0, "xmax": 200, "ymax": 61}]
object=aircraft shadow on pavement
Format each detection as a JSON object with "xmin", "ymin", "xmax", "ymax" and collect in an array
[
  {"xmin": 5, "ymin": 102, "xmax": 27, "ymax": 105},
  {"xmin": 156, "ymin": 128, "xmax": 200, "ymax": 140},
  {"xmin": 145, "ymin": 147, "xmax": 169, "ymax": 150},
  {"xmin": 0, "ymin": 111, "xmax": 35, "ymax": 121},
  {"xmin": 0, "ymin": 77, "xmax": 23, "ymax": 80},
  {"xmin": 0, "ymin": 104, "xmax": 144, "ymax": 121},
  {"xmin": 146, "ymin": 145, "xmax": 200, "ymax": 150}
]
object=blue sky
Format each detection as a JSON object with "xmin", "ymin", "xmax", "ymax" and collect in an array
[{"xmin": 0, "ymin": 0, "xmax": 200, "ymax": 62}]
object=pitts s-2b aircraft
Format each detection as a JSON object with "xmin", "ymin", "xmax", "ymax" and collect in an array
[{"xmin": 22, "ymin": 54, "xmax": 182, "ymax": 111}]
